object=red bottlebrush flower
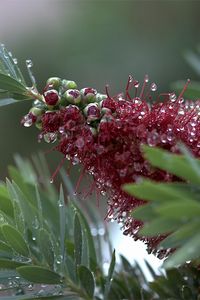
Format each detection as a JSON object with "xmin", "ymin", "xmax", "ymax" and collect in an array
[
  {"xmin": 42, "ymin": 111, "xmax": 62, "ymax": 133},
  {"xmin": 44, "ymin": 89, "xmax": 59, "ymax": 106},
  {"xmin": 22, "ymin": 75, "xmax": 200, "ymax": 256}
]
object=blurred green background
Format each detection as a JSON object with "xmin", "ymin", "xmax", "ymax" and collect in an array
[{"xmin": 1, "ymin": 0, "xmax": 200, "ymax": 177}]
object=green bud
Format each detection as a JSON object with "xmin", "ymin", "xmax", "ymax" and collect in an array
[
  {"xmin": 35, "ymin": 121, "xmax": 42, "ymax": 130},
  {"xmin": 30, "ymin": 107, "xmax": 43, "ymax": 117},
  {"xmin": 96, "ymin": 93, "xmax": 107, "ymax": 102},
  {"xmin": 64, "ymin": 89, "xmax": 81, "ymax": 104},
  {"xmin": 46, "ymin": 77, "xmax": 61, "ymax": 89},
  {"xmin": 62, "ymin": 79, "xmax": 77, "ymax": 91},
  {"xmin": 33, "ymin": 99, "xmax": 46, "ymax": 110},
  {"xmin": 80, "ymin": 87, "xmax": 97, "ymax": 103}
]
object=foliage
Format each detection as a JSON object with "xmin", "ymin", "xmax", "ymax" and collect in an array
[
  {"xmin": 0, "ymin": 153, "xmax": 199, "ymax": 299},
  {"xmin": 124, "ymin": 145, "xmax": 200, "ymax": 270}
]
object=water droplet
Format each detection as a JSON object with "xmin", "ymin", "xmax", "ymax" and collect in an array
[
  {"xmin": 32, "ymin": 216, "xmax": 39, "ymax": 229},
  {"xmin": 22, "ymin": 114, "xmax": 34, "ymax": 127},
  {"xmin": 147, "ymin": 131, "xmax": 159, "ymax": 146},
  {"xmin": 133, "ymin": 80, "xmax": 140, "ymax": 88},
  {"xmin": 144, "ymin": 74, "xmax": 149, "ymax": 83},
  {"xmin": 58, "ymin": 201, "xmax": 64, "ymax": 208},
  {"xmin": 56, "ymin": 255, "xmax": 63, "ymax": 264},
  {"xmin": 13, "ymin": 58, "xmax": 18, "ymax": 64},
  {"xmin": 26, "ymin": 59, "xmax": 36, "ymax": 86},
  {"xmin": 160, "ymin": 134, "xmax": 167, "ymax": 143},
  {"xmin": 178, "ymin": 109, "xmax": 185, "ymax": 115},
  {"xmin": 26, "ymin": 59, "xmax": 33, "ymax": 68},
  {"xmin": 150, "ymin": 82, "xmax": 157, "ymax": 92},
  {"xmin": 44, "ymin": 132, "xmax": 57, "ymax": 143},
  {"xmin": 32, "ymin": 236, "xmax": 36, "ymax": 241},
  {"xmin": 59, "ymin": 126, "xmax": 65, "ymax": 134},
  {"xmin": 75, "ymin": 137, "xmax": 85, "ymax": 149},
  {"xmin": 170, "ymin": 93, "xmax": 176, "ymax": 102}
]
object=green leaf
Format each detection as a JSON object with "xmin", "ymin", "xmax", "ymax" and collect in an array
[
  {"xmin": 0, "ymin": 241, "xmax": 13, "ymax": 257},
  {"xmin": 1, "ymin": 224, "xmax": 29, "ymax": 257},
  {"xmin": 104, "ymin": 250, "xmax": 116, "ymax": 300},
  {"xmin": 163, "ymin": 233, "xmax": 200, "ymax": 269},
  {"xmin": 78, "ymin": 265, "xmax": 95, "ymax": 298},
  {"xmin": 65, "ymin": 255, "xmax": 77, "ymax": 283},
  {"xmin": 155, "ymin": 201, "xmax": 200, "ymax": 218},
  {"xmin": 0, "ymin": 185, "xmax": 14, "ymax": 217},
  {"xmin": 74, "ymin": 214, "xmax": 82, "ymax": 266},
  {"xmin": 139, "ymin": 217, "xmax": 181, "ymax": 236},
  {"xmin": 124, "ymin": 180, "xmax": 192, "ymax": 203},
  {"xmin": 0, "ymin": 74, "xmax": 27, "ymax": 94},
  {"xmin": 39, "ymin": 228, "xmax": 54, "ymax": 268},
  {"xmin": 131, "ymin": 204, "xmax": 158, "ymax": 221},
  {"xmin": 0, "ymin": 98, "xmax": 18, "ymax": 106},
  {"xmin": 143, "ymin": 145, "xmax": 200, "ymax": 184},
  {"xmin": 69, "ymin": 200, "xmax": 97, "ymax": 271},
  {"xmin": 159, "ymin": 221, "xmax": 200, "ymax": 249},
  {"xmin": 0, "ymin": 258, "xmax": 29, "ymax": 269},
  {"xmin": 16, "ymin": 265, "xmax": 62, "ymax": 284}
]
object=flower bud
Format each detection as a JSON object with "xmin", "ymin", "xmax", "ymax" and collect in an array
[
  {"xmin": 62, "ymin": 79, "xmax": 77, "ymax": 90},
  {"xmin": 84, "ymin": 103, "xmax": 100, "ymax": 122},
  {"xmin": 96, "ymin": 93, "xmax": 107, "ymax": 102},
  {"xmin": 30, "ymin": 107, "xmax": 43, "ymax": 117},
  {"xmin": 63, "ymin": 89, "xmax": 81, "ymax": 104},
  {"xmin": 80, "ymin": 87, "xmax": 97, "ymax": 103},
  {"xmin": 33, "ymin": 99, "xmax": 46, "ymax": 110},
  {"xmin": 35, "ymin": 121, "xmax": 42, "ymax": 130},
  {"xmin": 44, "ymin": 89, "xmax": 59, "ymax": 106},
  {"xmin": 46, "ymin": 77, "xmax": 61, "ymax": 89}
]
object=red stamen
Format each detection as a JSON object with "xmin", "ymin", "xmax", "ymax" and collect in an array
[{"xmin": 50, "ymin": 156, "xmax": 66, "ymax": 183}]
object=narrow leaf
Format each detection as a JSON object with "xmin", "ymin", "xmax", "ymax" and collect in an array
[
  {"xmin": 16, "ymin": 265, "xmax": 62, "ymax": 284},
  {"xmin": 1, "ymin": 224, "xmax": 29, "ymax": 257},
  {"xmin": 159, "ymin": 221, "xmax": 200, "ymax": 249},
  {"xmin": 39, "ymin": 228, "xmax": 54, "ymax": 268},
  {"xmin": 0, "ymin": 258, "xmax": 29, "ymax": 269},
  {"xmin": 143, "ymin": 145, "xmax": 200, "ymax": 184},
  {"xmin": 74, "ymin": 214, "xmax": 82, "ymax": 266},
  {"xmin": 0, "ymin": 98, "xmax": 18, "ymax": 106},
  {"xmin": 163, "ymin": 233, "xmax": 200, "ymax": 269},
  {"xmin": 139, "ymin": 217, "xmax": 181, "ymax": 236},
  {"xmin": 104, "ymin": 250, "xmax": 116, "ymax": 300},
  {"xmin": 78, "ymin": 265, "xmax": 95, "ymax": 298},
  {"xmin": 0, "ymin": 74, "xmax": 27, "ymax": 93}
]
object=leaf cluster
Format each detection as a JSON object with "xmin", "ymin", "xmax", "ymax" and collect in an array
[{"xmin": 124, "ymin": 145, "xmax": 200, "ymax": 270}]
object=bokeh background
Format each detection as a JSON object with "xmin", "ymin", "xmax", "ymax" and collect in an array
[{"xmin": 1, "ymin": 0, "xmax": 200, "ymax": 277}]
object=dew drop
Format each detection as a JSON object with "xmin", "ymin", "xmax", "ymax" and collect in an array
[
  {"xmin": 133, "ymin": 80, "xmax": 140, "ymax": 88},
  {"xmin": 22, "ymin": 114, "xmax": 33, "ymax": 127},
  {"xmin": 144, "ymin": 74, "xmax": 149, "ymax": 83},
  {"xmin": 13, "ymin": 58, "xmax": 18, "ymax": 64},
  {"xmin": 26, "ymin": 59, "xmax": 33, "ymax": 68},
  {"xmin": 170, "ymin": 93, "xmax": 177, "ymax": 102},
  {"xmin": 150, "ymin": 82, "xmax": 157, "ymax": 92}
]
